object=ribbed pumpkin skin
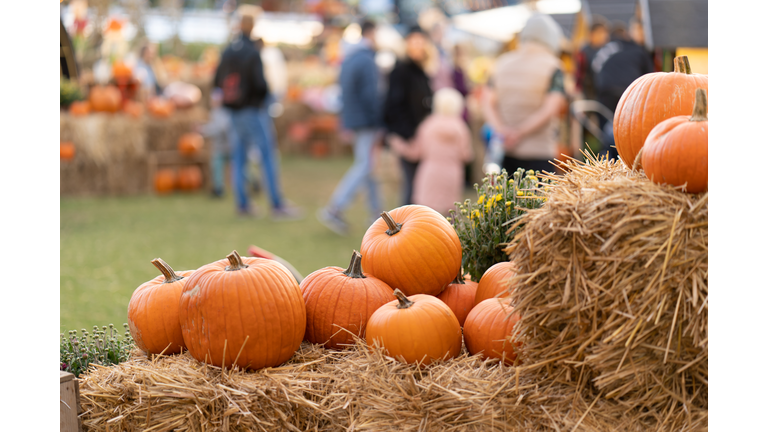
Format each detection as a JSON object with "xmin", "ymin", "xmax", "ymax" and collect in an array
[
  {"xmin": 301, "ymin": 261, "xmax": 393, "ymax": 349},
  {"xmin": 642, "ymin": 115, "xmax": 708, "ymax": 193},
  {"xmin": 360, "ymin": 205, "xmax": 462, "ymax": 296},
  {"xmin": 366, "ymin": 292, "xmax": 462, "ymax": 366},
  {"xmin": 464, "ymin": 299, "xmax": 521, "ymax": 364},
  {"xmin": 179, "ymin": 256, "xmax": 306, "ymax": 370},
  {"xmin": 613, "ymin": 61, "xmax": 707, "ymax": 169},
  {"xmin": 128, "ymin": 267, "xmax": 193, "ymax": 355},
  {"xmin": 436, "ymin": 278, "xmax": 478, "ymax": 326},
  {"xmin": 474, "ymin": 261, "xmax": 517, "ymax": 307}
]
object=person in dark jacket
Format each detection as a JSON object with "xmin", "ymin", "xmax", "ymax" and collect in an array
[
  {"xmin": 575, "ymin": 17, "xmax": 609, "ymax": 100},
  {"xmin": 317, "ymin": 20, "xmax": 383, "ymax": 235},
  {"xmin": 214, "ymin": 13, "xmax": 302, "ymax": 219},
  {"xmin": 383, "ymin": 26, "xmax": 434, "ymax": 206}
]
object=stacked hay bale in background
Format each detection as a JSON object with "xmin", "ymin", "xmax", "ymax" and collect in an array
[{"xmin": 505, "ymin": 154, "xmax": 707, "ymax": 429}]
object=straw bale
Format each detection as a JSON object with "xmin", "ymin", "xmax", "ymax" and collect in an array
[
  {"xmin": 145, "ymin": 107, "xmax": 207, "ymax": 152},
  {"xmin": 504, "ymin": 153, "xmax": 707, "ymax": 419}
]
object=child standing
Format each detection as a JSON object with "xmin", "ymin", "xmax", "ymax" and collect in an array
[
  {"xmin": 388, "ymin": 87, "xmax": 473, "ymax": 215},
  {"xmin": 200, "ymin": 89, "xmax": 230, "ymax": 197}
]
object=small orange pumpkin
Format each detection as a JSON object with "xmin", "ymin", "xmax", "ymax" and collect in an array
[
  {"xmin": 474, "ymin": 261, "xmax": 517, "ymax": 307},
  {"xmin": 301, "ymin": 250, "xmax": 393, "ymax": 349},
  {"xmin": 112, "ymin": 61, "xmax": 133, "ymax": 82},
  {"xmin": 641, "ymin": 88, "xmax": 708, "ymax": 193},
  {"xmin": 178, "ymin": 132, "xmax": 204, "ymax": 156},
  {"xmin": 127, "ymin": 259, "xmax": 193, "ymax": 355},
  {"xmin": 154, "ymin": 168, "xmax": 176, "ymax": 194},
  {"xmin": 60, "ymin": 142, "xmax": 76, "ymax": 161},
  {"xmin": 89, "ymin": 85, "xmax": 122, "ymax": 113},
  {"xmin": 69, "ymin": 100, "xmax": 91, "ymax": 116},
  {"xmin": 366, "ymin": 289, "xmax": 462, "ymax": 366},
  {"xmin": 148, "ymin": 97, "xmax": 175, "ymax": 118},
  {"xmin": 361, "ymin": 205, "xmax": 462, "ymax": 297},
  {"xmin": 463, "ymin": 298, "xmax": 522, "ymax": 365},
  {"xmin": 436, "ymin": 273, "xmax": 478, "ymax": 326},
  {"xmin": 176, "ymin": 166, "xmax": 203, "ymax": 191},
  {"xmin": 123, "ymin": 100, "xmax": 144, "ymax": 118}
]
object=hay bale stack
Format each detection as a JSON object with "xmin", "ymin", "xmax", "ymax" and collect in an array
[
  {"xmin": 505, "ymin": 155, "xmax": 707, "ymax": 421},
  {"xmin": 145, "ymin": 107, "xmax": 207, "ymax": 152}
]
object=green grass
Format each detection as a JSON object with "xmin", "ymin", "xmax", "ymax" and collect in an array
[{"xmin": 60, "ymin": 155, "xmax": 404, "ymax": 333}]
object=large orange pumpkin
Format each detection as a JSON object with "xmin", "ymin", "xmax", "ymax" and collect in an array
[
  {"xmin": 176, "ymin": 165, "xmax": 203, "ymax": 191},
  {"xmin": 436, "ymin": 274, "xmax": 478, "ymax": 326},
  {"xmin": 69, "ymin": 100, "xmax": 91, "ymax": 116},
  {"xmin": 366, "ymin": 289, "xmax": 462, "ymax": 366},
  {"xmin": 127, "ymin": 259, "xmax": 193, "ymax": 355},
  {"xmin": 179, "ymin": 251, "xmax": 306, "ymax": 370},
  {"xmin": 154, "ymin": 168, "xmax": 176, "ymax": 194},
  {"xmin": 464, "ymin": 298, "xmax": 522, "ymax": 365},
  {"xmin": 178, "ymin": 132, "xmax": 204, "ymax": 156},
  {"xmin": 642, "ymin": 88, "xmax": 708, "ymax": 193},
  {"xmin": 147, "ymin": 97, "xmax": 175, "ymax": 118},
  {"xmin": 301, "ymin": 250, "xmax": 393, "ymax": 349},
  {"xmin": 60, "ymin": 142, "xmax": 76, "ymax": 161},
  {"xmin": 474, "ymin": 261, "xmax": 517, "ymax": 307},
  {"xmin": 360, "ymin": 205, "xmax": 462, "ymax": 296},
  {"xmin": 89, "ymin": 85, "xmax": 122, "ymax": 113},
  {"xmin": 613, "ymin": 56, "xmax": 708, "ymax": 169}
]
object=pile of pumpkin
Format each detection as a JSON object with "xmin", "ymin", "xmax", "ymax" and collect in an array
[
  {"xmin": 128, "ymin": 205, "xmax": 522, "ymax": 370},
  {"xmin": 153, "ymin": 132, "xmax": 206, "ymax": 194},
  {"xmin": 68, "ymin": 84, "xmax": 175, "ymax": 120}
]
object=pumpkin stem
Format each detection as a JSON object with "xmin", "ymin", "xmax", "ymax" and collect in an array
[
  {"xmin": 689, "ymin": 88, "xmax": 708, "ymax": 122},
  {"xmin": 152, "ymin": 258, "xmax": 183, "ymax": 283},
  {"xmin": 450, "ymin": 272, "xmax": 465, "ymax": 285},
  {"xmin": 673, "ymin": 56, "xmax": 692, "ymax": 74},
  {"xmin": 393, "ymin": 288, "xmax": 414, "ymax": 309},
  {"xmin": 225, "ymin": 250, "xmax": 249, "ymax": 271},
  {"xmin": 380, "ymin": 211, "xmax": 402, "ymax": 236},
  {"xmin": 342, "ymin": 250, "xmax": 366, "ymax": 279}
]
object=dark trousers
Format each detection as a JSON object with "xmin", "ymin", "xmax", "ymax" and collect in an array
[
  {"xmin": 399, "ymin": 158, "xmax": 419, "ymax": 205},
  {"xmin": 502, "ymin": 156, "xmax": 553, "ymax": 175}
]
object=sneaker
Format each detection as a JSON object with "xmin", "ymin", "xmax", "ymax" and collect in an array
[
  {"xmin": 316, "ymin": 207, "xmax": 349, "ymax": 235},
  {"xmin": 237, "ymin": 206, "xmax": 264, "ymax": 219},
  {"xmin": 272, "ymin": 204, "xmax": 305, "ymax": 221},
  {"xmin": 211, "ymin": 188, "xmax": 224, "ymax": 198}
]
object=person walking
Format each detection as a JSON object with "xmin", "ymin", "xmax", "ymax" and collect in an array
[
  {"xmin": 575, "ymin": 17, "xmax": 610, "ymax": 101},
  {"xmin": 481, "ymin": 13, "xmax": 567, "ymax": 175},
  {"xmin": 317, "ymin": 20, "xmax": 383, "ymax": 235},
  {"xmin": 213, "ymin": 12, "xmax": 302, "ymax": 219},
  {"xmin": 383, "ymin": 26, "xmax": 434, "ymax": 206}
]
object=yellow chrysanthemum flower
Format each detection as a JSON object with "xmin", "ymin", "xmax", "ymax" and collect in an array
[
  {"xmin": 477, "ymin": 195, "xmax": 485, "ymax": 205},
  {"xmin": 516, "ymin": 190, "xmax": 523, "ymax": 196}
]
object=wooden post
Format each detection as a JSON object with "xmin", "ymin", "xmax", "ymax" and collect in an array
[{"xmin": 60, "ymin": 371, "xmax": 82, "ymax": 432}]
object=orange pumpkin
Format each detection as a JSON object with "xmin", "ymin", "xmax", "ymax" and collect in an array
[
  {"xmin": 366, "ymin": 289, "xmax": 462, "ymax": 366},
  {"xmin": 179, "ymin": 251, "xmax": 306, "ymax": 370},
  {"xmin": 147, "ymin": 97, "xmax": 175, "ymax": 118},
  {"xmin": 154, "ymin": 168, "xmax": 176, "ymax": 194},
  {"xmin": 436, "ymin": 274, "xmax": 478, "ymax": 326},
  {"xmin": 60, "ymin": 142, "xmax": 76, "ymax": 161},
  {"xmin": 474, "ymin": 261, "xmax": 518, "ymax": 306},
  {"xmin": 69, "ymin": 100, "xmax": 91, "ymax": 116},
  {"xmin": 301, "ymin": 250, "xmax": 393, "ymax": 349},
  {"xmin": 123, "ymin": 100, "xmax": 144, "ymax": 118},
  {"xmin": 642, "ymin": 88, "xmax": 708, "ymax": 193},
  {"xmin": 463, "ymin": 298, "xmax": 522, "ymax": 365},
  {"xmin": 361, "ymin": 205, "xmax": 462, "ymax": 297},
  {"xmin": 112, "ymin": 61, "xmax": 132, "ymax": 81},
  {"xmin": 613, "ymin": 56, "xmax": 708, "ymax": 169},
  {"xmin": 178, "ymin": 132, "xmax": 204, "ymax": 156},
  {"xmin": 176, "ymin": 166, "xmax": 203, "ymax": 191},
  {"xmin": 89, "ymin": 85, "xmax": 122, "ymax": 113},
  {"xmin": 127, "ymin": 259, "xmax": 193, "ymax": 355}
]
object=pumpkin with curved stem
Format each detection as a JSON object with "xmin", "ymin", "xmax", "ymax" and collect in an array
[
  {"xmin": 436, "ymin": 273, "xmax": 478, "ymax": 326},
  {"xmin": 154, "ymin": 168, "xmax": 176, "ymax": 194},
  {"xmin": 60, "ymin": 142, "xmax": 76, "ymax": 161},
  {"xmin": 464, "ymin": 298, "xmax": 522, "ymax": 365},
  {"xmin": 474, "ymin": 261, "xmax": 517, "ymax": 307},
  {"xmin": 178, "ymin": 132, "xmax": 204, "ymax": 156},
  {"xmin": 89, "ymin": 85, "xmax": 122, "ymax": 113},
  {"xmin": 179, "ymin": 251, "xmax": 306, "ymax": 370},
  {"xmin": 366, "ymin": 289, "xmax": 462, "ymax": 366},
  {"xmin": 127, "ymin": 259, "xmax": 193, "ymax": 355},
  {"xmin": 360, "ymin": 205, "xmax": 462, "ymax": 296},
  {"xmin": 642, "ymin": 88, "xmax": 708, "ymax": 193},
  {"xmin": 69, "ymin": 100, "xmax": 91, "ymax": 116},
  {"xmin": 177, "ymin": 166, "xmax": 203, "ymax": 191},
  {"xmin": 613, "ymin": 55, "xmax": 708, "ymax": 169},
  {"xmin": 301, "ymin": 250, "xmax": 393, "ymax": 349}
]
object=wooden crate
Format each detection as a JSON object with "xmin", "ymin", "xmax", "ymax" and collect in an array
[{"xmin": 60, "ymin": 371, "xmax": 82, "ymax": 432}]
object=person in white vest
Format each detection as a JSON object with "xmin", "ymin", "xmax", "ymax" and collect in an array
[{"xmin": 482, "ymin": 13, "xmax": 567, "ymax": 175}]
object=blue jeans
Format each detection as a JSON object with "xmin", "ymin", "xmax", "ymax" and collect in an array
[
  {"xmin": 228, "ymin": 106, "xmax": 283, "ymax": 211},
  {"xmin": 327, "ymin": 128, "xmax": 381, "ymax": 217}
]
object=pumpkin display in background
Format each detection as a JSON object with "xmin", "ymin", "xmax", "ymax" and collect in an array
[
  {"xmin": 127, "ymin": 258, "xmax": 193, "ymax": 355},
  {"xmin": 361, "ymin": 205, "xmax": 462, "ymax": 297},
  {"xmin": 60, "ymin": 142, "xmax": 76, "ymax": 161},
  {"xmin": 179, "ymin": 251, "xmax": 306, "ymax": 370},
  {"xmin": 176, "ymin": 165, "xmax": 203, "ymax": 191},
  {"xmin": 154, "ymin": 168, "xmax": 176, "ymax": 194},
  {"xmin": 474, "ymin": 261, "xmax": 518, "ymax": 307},
  {"xmin": 147, "ymin": 97, "xmax": 175, "ymax": 118},
  {"xmin": 178, "ymin": 132, "xmax": 204, "ymax": 156},
  {"xmin": 613, "ymin": 55, "xmax": 708, "ymax": 169},
  {"xmin": 89, "ymin": 85, "xmax": 122, "ymax": 113},
  {"xmin": 301, "ymin": 250, "xmax": 393, "ymax": 349},
  {"xmin": 642, "ymin": 88, "xmax": 708, "ymax": 193},
  {"xmin": 366, "ymin": 289, "xmax": 462, "ymax": 366},
  {"xmin": 436, "ymin": 273, "xmax": 478, "ymax": 326},
  {"xmin": 464, "ymin": 298, "xmax": 522, "ymax": 365},
  {"xmin": 123, "ymin": 100, "xmax": 144, "ymax": 118},
  {"xmin": 69, "ymin": 100, "xmax": 91, "ymax": 116},
  {"xmin": 112, "ymin": 61, "xmax": 133, "ymax": 82}
]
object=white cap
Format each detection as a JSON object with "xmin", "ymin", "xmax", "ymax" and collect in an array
[{"xmin": 518, "ymin": 13, "xmax": 563, "ymax": 54}]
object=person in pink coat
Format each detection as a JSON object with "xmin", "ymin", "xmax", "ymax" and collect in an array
[{"xmin": 388, "ymin": 87, "xmax": 473, "ymax": 215}]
